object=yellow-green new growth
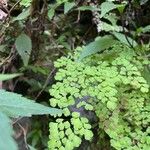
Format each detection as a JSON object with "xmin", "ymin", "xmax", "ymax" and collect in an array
[{"xmin": 48, "ymin": 42, "xmax": 150, "ymax": 150}]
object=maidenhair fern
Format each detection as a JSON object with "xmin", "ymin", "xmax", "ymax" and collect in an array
[{"xmin": 48, "ymin": 42, "xmax": 150, "ymax": 150}]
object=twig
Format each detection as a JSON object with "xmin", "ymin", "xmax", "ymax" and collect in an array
[
  {"xmin": 12, "ymin": 117, "xmax": 23, "ymax": 125},
  {"xmin": 120, "ymin": 1, "xmax": 136, "ymax": 50},
  {"xmin": 8, "ymin": 0, "xmax": 21, "ymax": 15},
  {"xmin": 0, "ymin": 46, "xmax": 17, "ymax": 71},
  {"xmin": 121, "ymin": 15, "xmax": 135, "ymax": 49},
  {"xmin": 18, "ymin": 123, "xmax": 29, "ymax": 150},
  {"xmin": 75, "ymin": 10, "xmax": 80, "ymax": 23},
  {"xmin": 35, "ymin": 67, "xmax": 56, "ymax": 100},
  {"xmin": 78, "ymin": 25, "xmax": 93, "ymax": 45}
]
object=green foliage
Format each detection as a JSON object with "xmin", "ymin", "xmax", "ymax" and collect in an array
[
  {"xmin": 47, "ymin": 0, "xmax": 75, "ymax": 21},
  {"xmin": 15, "ymin": 33, "xmax": 32, "ymax": 66},
  {"xmin": 1, "ymin": 0, "xmax": 149, "ymax": 149},
  {"xmin": 0, "ymin": 112, "xmax": 17, "ymax": 150},
  {"xmin": 112, "ymin": 32, "xmax": 138, "ymax": 47},
  {"xmin": 78, "ymin": 35, "xmax": 116, "ymax": 61},
  {"xmin": 48, "ymin": 42, "xmax": 150, "ymax": 149},
  {"xmin": 94, "ymin": 0, "xmax": 150, "ymax": 48},
  {"xmin": 100, "ymin": 1, "xmax": 125, "ymax": 18},
  {"xmin": 0, "ymin": 89, "xmax": 62, "ymax": 117},
  {"xmin": 48, "ymin": 116, "xmax": 93, "ymax": 150},
  {"xmin": 12, "ymin": 8, "xmax": 30, "ymax": 22},
  {"xmin": 20, "ymin": 0, "xmax": 32, "ymax": 7},
  {"xmin": 48, "ymin": 8, "xmax": 55, "ymax": 20},
  {"xmin": 64, "ymin": 2, "xmax": 75, "ymax": 14},
  {"xmin": 0, "ymin": 89, "xmax": 62, "ymax": 150},
  {"xmin": 0, "ymin": 73, "xmax": 22, "ymax": 81}
]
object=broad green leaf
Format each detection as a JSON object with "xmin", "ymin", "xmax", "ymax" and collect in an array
[
  {"xmin": 0, "ymin": 73, "xmax": 22, "ymax": 81},
  {"xmin": 112, "ymin": 32, "xmax": 137, "ymax": 47},
  {"xmin": 15, "ymin": 34, "xmax": 32, "ymax": 66},
  {"xmin": 48, "ymin": 8, "xmax": 55, "ymax": 20},
  {"xmin": 78, "ymin": 35, "xmax": 116, "ymax": 61},
  {"xmin": 142, "ymin": 25, "xmax": 150, "ymax": 33},
  {"xmin": 0, "ymin": 112, "xmax": 17, "ymax": 150},
  {"xmin": 100, "ymin": 2, "xmax": 117, "ymax": 18},
  {"xmin": 12, "ymin": 8, "xmax": 30, "ymax": 22},
  {"xmin": 0, "ymin": 90, "xmax": 62, "ymax": 117},
  {"xmin": 100, "ymin": 2, "xmax": 125, "ymax": 18},
  {"xmin": 64, "ymin": 2, "xmax": 75, "ymax": 14}
]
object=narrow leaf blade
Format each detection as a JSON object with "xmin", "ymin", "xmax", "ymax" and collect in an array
[
  {"xmin": 112, "ymin": 32, "xmax": 137, "ymax": 47},
  {"xmin": 0, "ymin": 73, "xmax": 22, "ymax": 81},
  {"xmin": 78, "ymin": 35, "xmax": 116, "ymax": 61}
]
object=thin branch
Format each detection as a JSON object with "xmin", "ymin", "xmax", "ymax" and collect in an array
[
  {"xmin": 18, "ymin": 123, "xmax": 29, "ymax": 150},
  {"xmin": 12, "ymin": 117, "xmax": 23, "ymax": 125},
  {"xmin": 120, "ymin": 14, "xmax": 135, "ymax": 49},
  {"xmin": 8, "ymin": 0, "xmax": 21, "ymax": 15},
  {"xmin": 35, "ymin": 67, "xmax": 56, "ymax": 100}
]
